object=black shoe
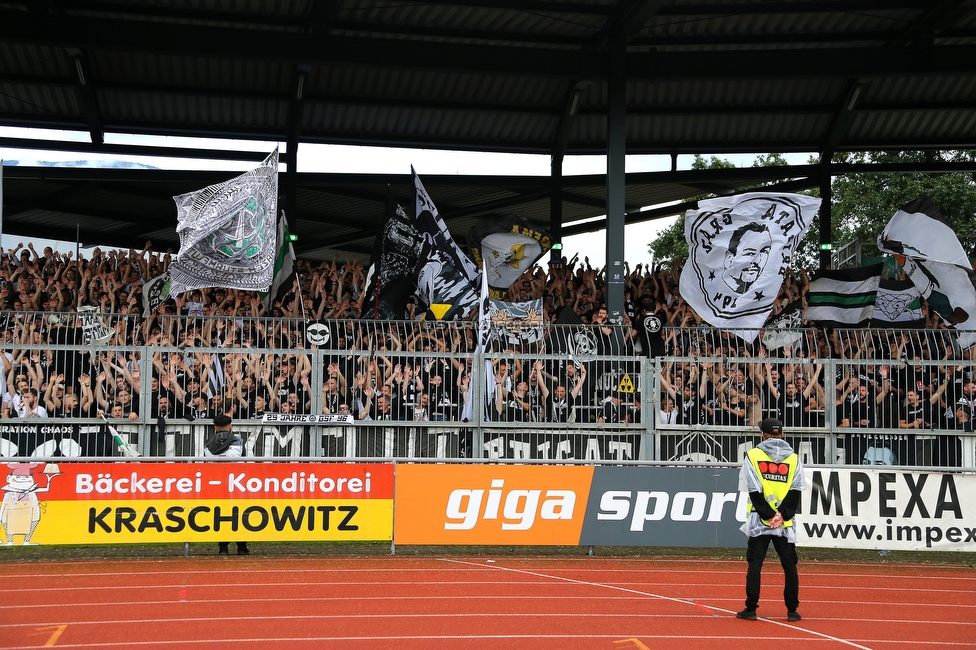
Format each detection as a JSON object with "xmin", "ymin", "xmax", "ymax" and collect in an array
[
  {"xmin": 787, "ymin": 611, "xmax": 801, "ymax": 622},
  {"xmin": 736, "ymin": 609, "xmax": 757, "ymax": 620},
  {"xmin": 237, "ymin": 544, "xmax": 250, "ymax": 556}
]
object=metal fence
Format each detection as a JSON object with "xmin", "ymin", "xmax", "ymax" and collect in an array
[{"xmin": 1, "ymin": 313, "xmax": 974, "ymax": 468}]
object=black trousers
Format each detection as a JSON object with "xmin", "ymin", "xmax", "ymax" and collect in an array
[{"xmin": 745, "ymin": 533, "xmax": 799, "ymax": 612}]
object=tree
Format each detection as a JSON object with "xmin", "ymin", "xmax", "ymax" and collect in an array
[{"xmin": 829, "ymin": 150, "xmax": 976, "ymax": 257}]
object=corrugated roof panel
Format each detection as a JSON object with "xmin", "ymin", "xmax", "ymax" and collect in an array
[
  {"xmin": 98, "ymin": 89, "xmax": 288, "ymax": 130},
  {"xmin": 308, "ymin": 66, "xmax": 565, "ymax": 109},
  {"xmin": 866, "ymin": 75, "xmax": 976, "ymax": 104},
  {"xmin": 643, "ymin": 1, "xmax": 921, "ymax": 51},
  {"xmin": 853, "ymin": 110, "xmax": 976, "ymax": 143},
  {"xmin": 0, "ymin": 84, "xmax": 80, "ymax": 118},
  {"xmin": 629, "ymin": 77, "xmax": 843, "ymax": 107},
  {"xmin": 305, "ymin": 103, "xmax": 555, "ymax": 146},
  {"xmin": 92, "ymin": 52, "xmax": 290, "ymax": 93},
  {"xmin": 331, "ymin": 1, "xmax": 605, "ymax": 45}
]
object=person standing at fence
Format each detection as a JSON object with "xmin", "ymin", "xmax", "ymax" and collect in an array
[
  {"xmin": 204, "ymin": 413, "xmax": 249, "ymax": 556},
  {"xmin": 736, "ymin": 417, "xmax": 804, "ymax": 623}
]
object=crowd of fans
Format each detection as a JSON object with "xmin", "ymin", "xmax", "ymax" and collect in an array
[{"xmin": 0, "ymin": 240, "xmax": 973, "ymax": 465}]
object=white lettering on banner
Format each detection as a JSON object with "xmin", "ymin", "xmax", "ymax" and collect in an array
[
  {"xmin": 482, "ymin": 436, "xmax": 634, "ymax": 461},
  {"xmin": 262, "ymin": 413, "xmax": 354, "ymax": 424},
  {"xmin": 597, "ymin": 490, "xmax": 746, "ymax": 531},
  {"xmin": 77, "ymin": 472, "xmax": 202, "ymax": 495},
  {"xmin": 76, "ymin": 471, "xmax": 371, "ymax": 496},
  {"xmin": 800, "ymin": 469, "xmax": 976, "ymax": 551},
  {"xmin": 444, "ymin": 479, "xmax": 576, "ymax": 530}
]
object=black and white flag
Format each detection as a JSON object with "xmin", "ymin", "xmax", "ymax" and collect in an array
[
  {"xmin": 878, "ymin": 197, "xmax": 976, "ymax": 348},
  {"xmin": 361, "ymin": 205, "xmax": 427, "ymax": 320},
  {"xmin": 413, "ymin": 170, "xmax": 481, "ymax": 320},
  {"xmin": 679, "ymin": 192, "xmax": 820, "ymax": 342},
  {"xmin": 78, "ymin": 306, "xmax": 113, "ymax": 345},
  {"xmin": 761, "ymin": 299, "xmax": 804, "ymax": 350},
  {"xmin": 169, "ymin": 149, "xmax": 279, "ymax": 296},
  {"xmin": 486, "ymin": 298, "xmax": 545, "ymax": 345}
]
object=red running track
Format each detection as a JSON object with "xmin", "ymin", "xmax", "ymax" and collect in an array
[{"xmin": 0, "ymin": 555, "xmax": 973, "ymax": 649}]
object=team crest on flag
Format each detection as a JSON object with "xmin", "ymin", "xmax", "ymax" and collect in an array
[
  {"xmin": 169, "ymin": 149, "xmax": 279, "ymax": 296},
  {"xmin": 679, "ymin": 192, "xmax": 820, "ymax": 341},
  {"xmin": 469, "ymin": 214, "xmax": 552, "ymax": 299},
  {"xmin": 141, "ymin": 271, "xmax": 171, "ymax": 318},
  {"xmin": 871, "ymin": 274, "xmax": 923, "ymax": 327}
]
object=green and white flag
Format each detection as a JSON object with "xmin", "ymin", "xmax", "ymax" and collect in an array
[
  {"xmin": 804, "ymin": 264, "xmax": 882, "ymax": 327},
  {"xmin": 169, "ymin": 149, "xmax": 279, "ymax": 296},
  {"xmin": 141, "ymin": 270, "xmax": 171, "ymax": 318},
  {"xmin": 878, "ymin": 196, "xmax": 976, "ymax": 348},
  {"xmin": 260, "ymin": 211, "xmax": 296, "ymax": 309}
]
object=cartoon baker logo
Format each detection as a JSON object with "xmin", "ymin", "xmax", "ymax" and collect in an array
[
  {"xmin": 685, "ymin": 193, "xmax": 818, "ymax": 319},
  {"xmin": 1, "ymin": 462, "xmax": 60, "ymax": 546}
]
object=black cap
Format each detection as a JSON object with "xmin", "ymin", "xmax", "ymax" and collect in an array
[{"xmin": 759, "ymin": 417, "xmax": 783, "ymax": 436}]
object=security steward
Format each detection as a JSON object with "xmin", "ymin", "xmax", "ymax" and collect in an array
[{"xmin": 736, "ymin": 417, "xmax": 804, "ymax": 622}]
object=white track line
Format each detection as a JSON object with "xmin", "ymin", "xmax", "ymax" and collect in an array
[
  {"xmin": 2, "ymin": 613, "xmax": 974, "ymax": 630},
  {"xmin": 442, "ymin": 558, "xmax": 876, "ymax": 650}
]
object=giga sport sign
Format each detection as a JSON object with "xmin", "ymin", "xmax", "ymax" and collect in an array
[{"xmin": 394, "ymin": 464, "xmax": 749, "ymax": 547}]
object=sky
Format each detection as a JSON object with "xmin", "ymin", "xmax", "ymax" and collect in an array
[{"xmin": 0, "ymin": 126, "xmax": 808, "ymax": 267}]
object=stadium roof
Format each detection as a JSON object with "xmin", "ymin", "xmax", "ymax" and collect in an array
[{"xmin": 1, "ymin": 0, "xmax": 975, "ymax": 259}]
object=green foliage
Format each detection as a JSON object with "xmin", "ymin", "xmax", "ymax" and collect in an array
[
  {"xmin": 648, "ymin": 217, "xmax": 687, "ymax": 266},
  {"xmin": 830, "ymin": 150, "xmax": 976, "ymax": 256}
]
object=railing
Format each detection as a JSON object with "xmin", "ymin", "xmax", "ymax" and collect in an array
[{"xmin": 1, "ymin": 313, "xmax": 974, "ymax": 468}]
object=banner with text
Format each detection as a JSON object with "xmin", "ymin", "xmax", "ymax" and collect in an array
[
  {"xmin": 0, "ymin": 462, "xmax": 393, "ymax": 545},
  {"xmin": 798, "ymin": 467, "xmax": 976, "ymax": 552}
]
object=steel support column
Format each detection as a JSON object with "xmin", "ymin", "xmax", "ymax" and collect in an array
[
  {"xmin": 605, "ymin": 35, "xmax": 627, "ymax": 324},
  {"xmin": 550, "ymin": 154, "xmax": 563, "ymax": 263}
]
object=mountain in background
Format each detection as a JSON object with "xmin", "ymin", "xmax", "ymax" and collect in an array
[{"xmin": 5, "ymin": 159, "xmax": 158, "ymax": 169}]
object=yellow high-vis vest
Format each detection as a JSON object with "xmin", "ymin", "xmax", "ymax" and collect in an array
[{"xmin": 746, "ymin": 447, "xmax": 798, "ymax": 528}]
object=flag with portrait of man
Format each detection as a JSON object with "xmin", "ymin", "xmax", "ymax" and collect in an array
[{"xmin": 678, "ymin": 192, "xmax": 820, "ymax": 342}]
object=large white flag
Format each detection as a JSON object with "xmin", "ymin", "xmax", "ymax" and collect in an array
[
  {"xmin": 679, "ymin": 192, "xmax": 820, "ymax": 341},
  {"xmin": 169, "ymin": 149, "xmax": 279, "ymax": 296},
  {"xmin": 878, "ymin": 197, "xmax": 976, "ymax": 348}
]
